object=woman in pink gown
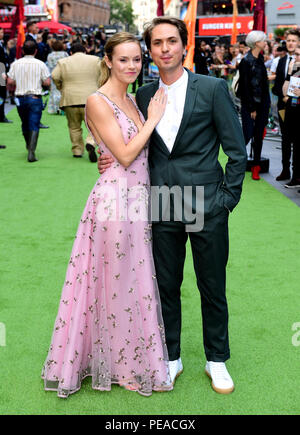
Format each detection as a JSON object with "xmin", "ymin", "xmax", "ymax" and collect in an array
[{"xmin": 41, "ymin": 33, "xmax": 172, "ymax": 397}]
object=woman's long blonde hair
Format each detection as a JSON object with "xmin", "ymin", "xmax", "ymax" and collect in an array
[{"xmin": 99, "ymin": 32, "xmax": 142, "ymax": 87}]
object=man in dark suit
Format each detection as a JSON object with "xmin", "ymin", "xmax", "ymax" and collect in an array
[
  {"xmin": 193, "ymin": 40, "xmax": 209, "ymax": 75},
  {"xmin": 98, "ymin": 17, "xmax": 247, "ymax": 394},
  {"xmin": 272, "ymin": 30, "xmax": 300, "ymax": 180},
  {"xmin": 25, "ymin": 20, "xmax": 39, "ymax": 43}
]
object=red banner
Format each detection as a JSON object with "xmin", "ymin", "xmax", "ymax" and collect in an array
[
  {"xmin": 253, "ymin": 0, "xmax": 265, "ymax": 31},
  {"xmin": 198, "ymin": 16, "xmax": 254, "ymax": 36},
  {"xmin": 157, "ymin": 0, "xmax": 164, "ymax": 16},
  {"xmin": 10, "ymin": 0, "xmax": 25, "ymax": 58}
]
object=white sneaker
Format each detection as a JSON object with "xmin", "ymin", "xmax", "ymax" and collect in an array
[
  {"xmin": 169, "ymin": 358, "xmax": 183, "ymax": 385},
  {"xmin": 205, "ymin": 361, "xmax": 234, "ymax": 394}
]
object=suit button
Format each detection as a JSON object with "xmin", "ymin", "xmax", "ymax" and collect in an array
[{"xmin": 168, "ymin": 155, "xmax": 172, "ymax": 160}]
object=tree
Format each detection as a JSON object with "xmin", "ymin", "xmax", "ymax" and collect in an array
[
  {"xmin": 274, "ymin": 27, "xmax": 290, "ymax": 39},
  {"xmin": 109, "ymin": 0, "xmax": 136, "ymax": 31}
]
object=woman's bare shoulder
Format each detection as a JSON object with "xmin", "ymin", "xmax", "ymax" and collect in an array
[
  {"xmin": 86, "ymin": 92, "xmax": 100, "ymax": 105},
  {"xmin": 86, "ymin": 92, "xmax": 112, "ymax": 117}
]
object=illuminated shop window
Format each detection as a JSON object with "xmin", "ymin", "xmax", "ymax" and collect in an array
[{"xmin": 197, "ymin": 0, "xmax": 252, "ymax": 15}]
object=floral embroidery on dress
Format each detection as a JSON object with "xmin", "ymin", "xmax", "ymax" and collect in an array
[{"xmin": 41, "ymin": 91, "xmax": 172, "ymax": 398}]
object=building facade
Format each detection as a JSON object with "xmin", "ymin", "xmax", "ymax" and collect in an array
[
  {"xmin": 58, "ymin": 0, "xmax": 110, "ymax": 28},
  {"xmin": 0, "ymin": 0, "xmax": 110, "ymax": 29},
  {"xmin": 166, "ymin": 0, "xmax": 182, "ymax": 18},
  {"xmin": 132, "ymin": 0, "xmax": 181, "ymax": 35},
  {"xmin": 265, "ymin": 0, "xmax": 300, "ymax": 35}
]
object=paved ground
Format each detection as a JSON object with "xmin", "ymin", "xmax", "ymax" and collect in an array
[
  {"xmin": 4, "ymin": 101, "xmax": 300, "ymax": 208},
  {"xmin": 259, "ymin": 130, "xmax": 300, "ymax": 207}
]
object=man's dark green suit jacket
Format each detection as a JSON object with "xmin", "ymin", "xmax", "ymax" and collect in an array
[{"xmin": 136, "ymin": 69, "xmax": 247, "ymax": 222}]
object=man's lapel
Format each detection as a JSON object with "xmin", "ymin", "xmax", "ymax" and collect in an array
[
  {"xmin": 141, "ymin": 80, "xmax": 170, "ymax": 155},
  {"xmin": 151, "ymin": 80, "xmax": 170, "ymax": 154},
  {"xmin": 171, "ymin": 69, "xmax": 198, "ymax": 154},
  {"xmin": 281, "ymin": 55, "xmax": 287, "ymax": 77},
  {"xmin": 140, "ymin": 79, "xmax": 159, "ymax": 118},
  {"xmin": 152, "ymin": 128, "xmax": 171, "ymax": 155}
]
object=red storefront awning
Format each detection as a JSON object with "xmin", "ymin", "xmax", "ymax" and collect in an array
[
  {"xmin": 0, "ymin": 22, "xmax": 13, "ymax": 29},
  {"xmin": 198, "ymin": 15, "xmax": 254, "ymax": 36}
]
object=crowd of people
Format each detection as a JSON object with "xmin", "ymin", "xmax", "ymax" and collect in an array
[
  {"xmin": 0, "ymin": 20, "xmax": 299, "ymax": 187},
  {"xmin": 0, "ymin": 20, "xmax": 107, "ymax": 159},
  {"xmin": 193, "ymin": 30, "xmax": 300, "ymax": 186},
  {"xmin": 0, "ymin": 20, "xmax": 107, "ymax": 116},
  {"xmin": 193, "ymin": 31, "xmax": 296, "ymax": 85}
]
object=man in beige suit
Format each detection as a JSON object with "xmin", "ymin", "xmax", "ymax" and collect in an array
[{"xmin": 52, "ymin": 43, "xmax": 100, "ymax": 161}]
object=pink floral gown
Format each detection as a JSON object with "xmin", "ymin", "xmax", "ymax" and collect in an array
[{"xmin": 41, "ymin": 92, "xmax": 172, "ymax": 398}]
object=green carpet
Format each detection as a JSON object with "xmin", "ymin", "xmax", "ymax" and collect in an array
[{"xmin": 0, "ymin": 107, "xmax": 300, "ymax": 415}]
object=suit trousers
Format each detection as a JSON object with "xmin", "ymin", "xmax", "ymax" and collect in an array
[
  {"xmin": 64, "ymin": 106, "xmax": 95, "ymax": 156},
  {"xmin": 285, "ymin": 103, "xmax": 300, "ymax": 179},
  {"xmin": 241, "ymin": 101, "xmax": 270, "ymax": 166},
  {"xmin": 278, "ymin": 105, "xmax": 292, "ymax": 171},
  {"xmin": 152, "ymin": 208, "xmax": 230, "ymax": 363},
  {"xmin": 0, "ymin": 86, "xmax": 6, "ymax": 121}
]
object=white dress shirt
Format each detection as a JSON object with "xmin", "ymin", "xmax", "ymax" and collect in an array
[
  {"xmin": 270, "ymin": 56, "xmax": 280, "ymax": 74},
  {"xmin": 285, "ymin": 54, "xmax": 295, "ymax": 78},
  {"xmin": 156, "ymin": 68, "xmax": 188, "ymax": 153},
  {"xmin": 8, "ymin": 55, "xmax": 50, "ymax": 96}
]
